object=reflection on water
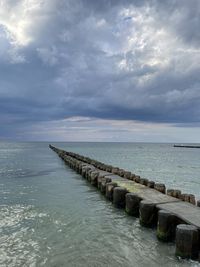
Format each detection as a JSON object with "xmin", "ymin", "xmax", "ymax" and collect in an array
[
  {"xmin": 0, "ymin": 205, "xmax": 46, "ymax": 267},
  {"xmin": 0, "ymin": 142, "xmax": 200, "ymax": 266}
]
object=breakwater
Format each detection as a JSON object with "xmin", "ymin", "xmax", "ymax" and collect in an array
[
  {"xmin": 174, "ymin": 145, "xmax": 200, "ymax": 149},
  {"xmin": 50, "ymin": 145, "xmax": 200, "ymax": 261}
]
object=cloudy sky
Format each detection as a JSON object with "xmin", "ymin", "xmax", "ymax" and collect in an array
[{"xmin": 1, "ymin": 0, "xmax": 200, "ymax": 142}]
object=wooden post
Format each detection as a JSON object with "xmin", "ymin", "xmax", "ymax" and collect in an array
[
  {"xmin": 124, "ymin": 171, "xmax": 131, "ymax": 179},
  {"xmin": 112, "ymin": 167, "xmax": 119, "ymax": 175},
  {"xmin": 175, "ymin": 224, "xmax": 199, "ymax": 259},
  {"xmin": 154, "ymin": 183, "xmax": 166, "ymax": 194},
  {"xmin": 130, "ymin": 174, "xmax": 136, "ymax": 180},
  {"xmin": 90, "ymin": 171, "xmax": 99, "ymax": 186},
  {"xmin": 119, "ymin": 169, "xmax": 125, "ymax": 177},
  {"xmin": 106, "ymin": 182, "xmax": 118, "ymax": 201},
  {"xmin": 139, "ymin": 178, "xmax": 148, "ymax": 186},
  {"xmin": 101, "ymin": 177, "xmax": 112, "ymax": 194},
  {"xmin": 157, "ymin": 210, "xmax": 177, "ymax": 241},
  {"xmin": 139, "ymin": 200, "xmax": 157, "ymax": 227},
  {"xmin": 147, "ymin": 181, "xmax": 155, "ymax": 188},
  {"xmin": 125, "ymin": 193, "xmax": 142, "ymax": 216},
  {"xmin": 189, "ymin": 194, "xmax": 196, "ymax": 205},
  {"xmin": 134, "ymin": 175, "xmax": 141, "ymax": 183},
  {"xmin": 173, "ymin": 190, "xmax": 182, "ymax": 199},
  {"xmin": 113, "ymin": 187, "xmax": 128, "ymax": 208},
  {"xmin": 167, "ymin": 189, "xmax": 174, "ymax": 197}
]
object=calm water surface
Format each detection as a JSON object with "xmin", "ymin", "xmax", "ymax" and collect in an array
[{"xmin": 0, "ymin": 142, "xmax": 200, "ymax": 267}]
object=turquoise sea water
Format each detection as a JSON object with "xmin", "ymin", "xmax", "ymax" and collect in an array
[{"xmin": 0, "ymin": 142, "xmax": 200, "ymax": 267}]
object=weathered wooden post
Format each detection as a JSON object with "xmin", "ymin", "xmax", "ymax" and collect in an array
[
  {"xmin": 125, "ymin": 193, "xmax": 142, "ymax": 216},
  {"xmin": 124, "ymin": 171, "xmax": 131, "ymax": 180},
  {"xmin": 119, "ymin": 169, "xmax": 125, "ymax": 177},
  {"xmin": 139, "ymin": 178, "xmax": 148, "ymax": 186},
  {"xmin": 101, "ymin": 177, "xmax": 112, "ymax": 194},
  {"xmin": 112, "ymin": 167, "xmax": 119, "ymax": 175},
  {"xmin": 167, "ymin": 189, "xmax": 174, "ymax": 197},
  {"xmin": 175, "ymin": 224, "xmax": 199, "ymax": 259},
  {"xmin": 147, "ymin": 181, "xmax": 155, "ymax": 188},
  {"xmin": 139, "ymin": 200, "xmax": 157, "ymax": 227},
  {"xmin": 80, "ymin": 165, "xmax": 86, "ymax": 177},
  {"xmin": 87, "ymin": 169, "xmax": 93, "ymax": 182},
  {"xmin": 134, "ymin": 175, "xmax": 141, "ymax": 183},
  {"xmin": 77, "ymin": 162, "xmax": 84, "ymax": 174},
  {"xmin": 189, "ymin": 194, "xmax": 196, "ymax": 205},
  {"xmin": 106, "ymin": 182, "xmax": 118, "ymax": 201},
  {"xmin": 106, "ymin": 165, "xmax": 113, "ymax": 172},
  {"xmin": 113, "ymin": 187, "xmax": 128, "ymax": 208},
  {"xmin": 81, "ymin": 166, "xmax": 89, "ymax": 178},
  {"xmin": 97, "ymin": 175, "xmax": 105, "ymax": 189},
  {"xmin": 86, "ymin": 167, "xmax": 95, "ymax": 181},
  {"xmin": 173, "ymin": 190, "xmax": 182, "ymax": 199},
  {"xmin": 154, "ymin": 183, "xmax": 166, "ymax": 194},
  {"xmin": 90, "ymin": 170, "xmax": 100, "ymax": 186},
  {"xmin": 157, "ymin": 210, "xmax": 177, "ymax": 241},
  {"xmin": 130, "ymin": 174, "xmax": 136, "ymax": 180}
]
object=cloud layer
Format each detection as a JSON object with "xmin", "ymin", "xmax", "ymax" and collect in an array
[{"xmin": 0, "ymin": 0, "xmax": 200, "ymax": 140}]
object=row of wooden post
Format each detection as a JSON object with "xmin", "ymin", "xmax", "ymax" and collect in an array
[{"xmin": 50, "ymin": 145, "xmax": 200, "ymax": 260}]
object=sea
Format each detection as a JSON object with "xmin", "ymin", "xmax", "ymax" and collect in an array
[{"xmin": 0, "ymin": 142, "xmax": 200, "ymax": 267}]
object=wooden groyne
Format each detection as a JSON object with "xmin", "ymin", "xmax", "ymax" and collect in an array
[
  {"xmin": 49, "ymin": 145, "xmax": 200, "ymax": 260},
  {"xmin": 174, "ymin": 144, "xmax": 200, "ymax": 149}
]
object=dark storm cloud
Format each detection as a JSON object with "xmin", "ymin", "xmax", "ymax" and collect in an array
[{"xmin": 0, "ymin": 0, "xmax": 200, "ymax": 138}]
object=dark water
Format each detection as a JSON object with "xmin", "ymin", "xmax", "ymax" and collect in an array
[{"xmin": 0, "ymin": 142, "xmax": 200, "ymax": 267}]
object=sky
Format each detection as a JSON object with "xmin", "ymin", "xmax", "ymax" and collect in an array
[{"xmin": 0, "ymin": 0, "xmax": 200, "ymax": 142}]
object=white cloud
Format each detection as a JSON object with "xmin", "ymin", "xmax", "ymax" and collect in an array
[{"xmin": 0, "ymin": 0, "xmax": 35, "ymax": 46}]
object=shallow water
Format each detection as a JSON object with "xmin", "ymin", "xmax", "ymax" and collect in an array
[{"xmin": 0, "ymin": 142, "xmax": 200, "ymax": 267}]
